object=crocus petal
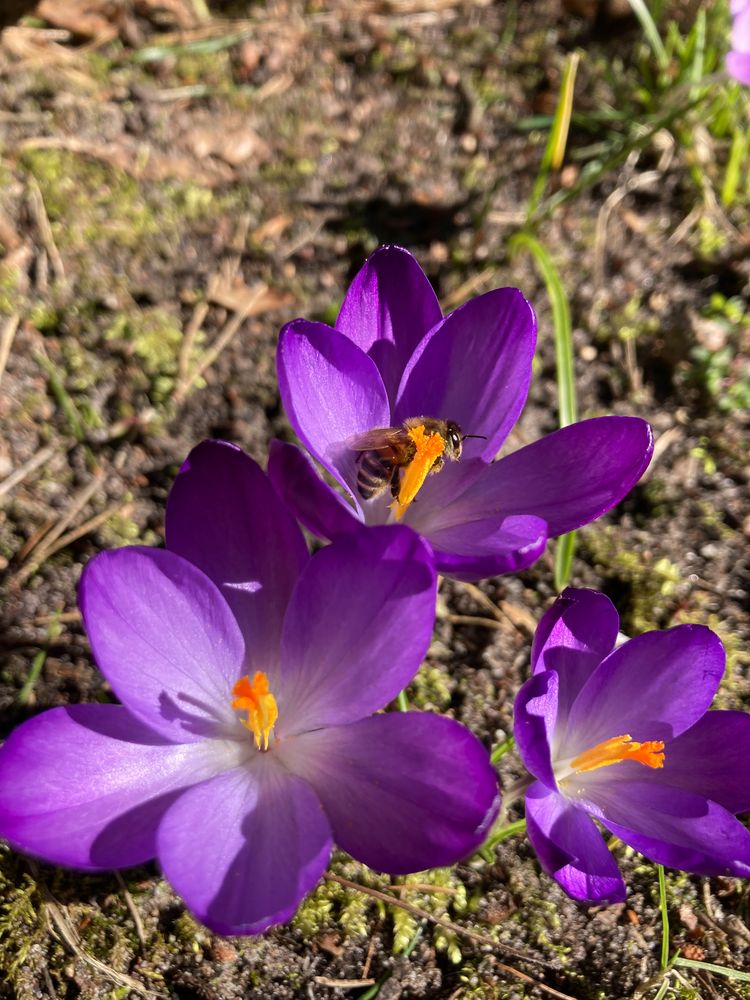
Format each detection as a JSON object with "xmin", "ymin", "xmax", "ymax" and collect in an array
[
  {"xmin": 395, "ymin": 288, "xmax": 536, "ymax": 462},
  {"xmin": 0, "ymin": 706, "xmax": 240, "ymax": 870},
  {"xmin": 727, "ymin": 50, "xmax": 750, "ymax": 84},
  {"xmin": 564, "ymin": 626, "xmax": 725, "ymax": 753},
  {"xmin": 157, "ymin": 757, "xmax": 332, "ymax": 935},
  {"xmin": 531, "ymin": 589, "xmax": 619, "ymax": 731},
  {"xmin": 80, "ymin": 547, "xmax": 245, "ymax": 741},
  {"xmin": 513, "ymin": 671, "xmax": 558, "ymax": 789},
  {"xmin": 277, "ymin": 319, "xmax": 390, "ymax": 494},
  {"xmin": 638, "ymin": 711, "xmax": 750, "ymax": 814},
  {"xmin": 429, "ymin": 514, "xmax": 548, "ymax": 582},
  {"xmin": 267, "ymin": 439, "xmax": 361, "ymax": 541},
  {"xmin": 583, "ymin": 776, "xmax": 750, "ymax": 878},
  {"xmin": 335, "ymin": 245, "xmax": 442, "ymax": 405},
  {"xmin": 277, "ymin": 526, "xmax": 436, "ymax": 733},
  {"xmin": 281, "ymin": 712, "xmax": 500, "ymax": 873},
  {"xmin": 423, "ymin": 417, "xmax": 653, "ymax": 538},
  {"xmin": 166, "ymin": 440, "xmax": 309, "ymax": 674},
  {"xmin": 525, "ymin": 781, "xmax": 625, "ymax": 904},
  {"xmin": 732, "ymin": 6, "xmax": 750, "ymax": 47}
]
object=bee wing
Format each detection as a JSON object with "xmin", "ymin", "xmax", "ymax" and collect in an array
[{"xmin": 346, "ymin": 427, "xmax": 404, "ymax": 452}]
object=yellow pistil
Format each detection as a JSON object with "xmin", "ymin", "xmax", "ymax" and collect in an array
[
  {"xmin": 390, "ymin": 424, "xmax": 445, "ymax": 521},
  {"xmin": 231, "ymin": 671, "xmax": 278, "ymax": 750},
  {"xmin": 571, "ymin": 733, "xmax": 665, "ymax": 774}
]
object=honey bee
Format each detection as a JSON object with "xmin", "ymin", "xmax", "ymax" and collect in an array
[{"xmin": 348, "ymin": 417, "xmax": 477, "ymax": 520}]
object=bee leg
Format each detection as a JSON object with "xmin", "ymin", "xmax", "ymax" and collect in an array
[
  {"xmin": 389, "ymin": 465, "xmax": 402, "ymax": 499},
  {"xmin": 428, "ymin": 455, "xmax": 444, "ymax": 475}
]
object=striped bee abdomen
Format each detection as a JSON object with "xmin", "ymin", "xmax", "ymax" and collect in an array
[{"xmin": 356, "ymin": 451, "xmax": 396, "ymax": 499}]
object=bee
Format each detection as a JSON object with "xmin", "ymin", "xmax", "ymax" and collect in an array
[{"xmin": 348, "ymin": 417, "xmax": 475, "ymax": 520}]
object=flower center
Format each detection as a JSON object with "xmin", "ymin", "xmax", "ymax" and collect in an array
[
  {"xmin": 570, "ymin": 733, "xmax": 665, "ymax": 774},
  {"xmin": 231, "ymin": 671, "xmax": 278, "ymax": 750},
  {"xmin": 390, "ymin": 424, "xmax": 445, "ymax": 521}
]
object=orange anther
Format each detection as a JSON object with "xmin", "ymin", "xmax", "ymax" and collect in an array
[
  {"xmin": 571, "ymin": 733, "xmax": 665, "ymax": 774},
  {"xmin": 232, "ymin": 671, "xmax": 278, "ymax": 750}
]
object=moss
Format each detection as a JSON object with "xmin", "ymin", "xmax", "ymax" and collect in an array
[
  {"xmin": 21, "ymin": 149, "xmax": 159, "ymax": 252},
  {"xmin": 582, "ymin": 526, "xmax": 682, "ymax": 632},
  {"xmin": 410, "ymin": 664, "xmax": 452, "ymax": 711},
  {"xmin": 96, "ymin": 507, "xmax": 146, "ymax": 549},
  {"xmin": 105, "ymin": 307, "xmax": 183, "ymax": 401},
  {"xmin": 0, "ymin": 849, "xmax": 47, "ymax": 991}
]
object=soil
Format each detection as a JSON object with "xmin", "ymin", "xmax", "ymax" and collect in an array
[{"xmin": 0, "ymin": 1, "xmax": 749, "ymax": 998}]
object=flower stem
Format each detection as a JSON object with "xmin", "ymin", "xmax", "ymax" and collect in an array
[
  {"xmin": 396, "ymin": 690, "xmax": 409, "ymax": 712},
  {"xmin": 657, "ymin": 864, "xmax": 670, "ymax": 971},
  {"xmin": 490, "ymin": 734, "xmax": 515, "ymax": 765}
]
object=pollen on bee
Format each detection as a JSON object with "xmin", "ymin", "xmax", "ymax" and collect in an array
[
  {"xmin": 390, "ymin": 424, "xmax": 445, "ymax": 521},
  {"xmin": 571, "ymin": 733, "xmax": 665, "ymax": 774},
  {"xmin": 232, "ymin": 671, "xmax": 278, "ymax": 750}
]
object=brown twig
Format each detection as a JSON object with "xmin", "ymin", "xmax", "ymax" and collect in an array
[
  {"xmin": 12, "ymin": 468, "xmax": 105, "ymax": 586},
  {"xmin": 453, "ymin": 580, "xmax": 536, "ymax": 636},
  {"xmin": 361, "ymin": 934, "xmax": 377, "ymax": 980},
  {"xmin": 323, "ymin": 874, "xmax": 573, "ymax": 1000},
  {"xmin": 173, "ymin": 282, "xmax": 268, "ymax": 403},
  {"xmin": 388, "ymin": 882, "xmax": 459, "ymax": 895},
  {"xmin": 447, "ymin": 614, "xmax": 504, "ymax": 630},
  {"xmin": 0, "ymin": 312, "xmax": 20, "ymax": 389},
  {"xmin": 40, "ymin": 499, "xmax": 133, "ymax": 566},
  {"xmin": 27, "ymin": 177, "xmax": 66, "ymax": 283},
  {"xmin": 0, "ymin": 443, "xmax": 57, "ymax": 501},
  {"xmin": 31, "ymin": 609, "xmax": 82, "ymax": 626},
  {"xmin": 313, "ymin": 977, "xmax": 376, "ymax": 989},
  {"xmin": 28, "ymin": 863, "xmax": 162, "ymax": 998},
  {"xmin": 115, "ymin": 872, "xmax": 147, "ymax": 948}
]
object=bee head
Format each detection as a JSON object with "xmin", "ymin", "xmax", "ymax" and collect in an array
[{"xmin": 444, "ymin": 422, "xmax": 463, "ymax": 460}]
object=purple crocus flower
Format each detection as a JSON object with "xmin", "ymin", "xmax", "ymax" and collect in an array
[
  {"xmin": 0, "ymin": 441, "xmax": 500, "ymax": 935},
  {"xmin": 514, "ymin": 588, "xmax": 750, "ymax": 904},
  {"xmin": 728, "ymin": 0, "xmax": 750, "ymax": 85},
  {"xmin": 270, "ymin": 245, "xmax": 653, "ymax": 581}
]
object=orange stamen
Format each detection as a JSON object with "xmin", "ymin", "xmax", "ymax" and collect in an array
[
  {"xmin": 571, "ymin": 733, "xmax": 665, "ymax": 774},
  {"xmin": 231, "ymin": 671, "xmax": 278, "ymax": 750},
  {"xmin": 390, "ymin": 424, "xmax": 445, "ymax": 521}
]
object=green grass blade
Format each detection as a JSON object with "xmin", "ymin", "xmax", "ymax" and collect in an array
[
  {"xmin": 689, "ymin": 8, "xmax": 706, "ymax": 89},
  {"xmin": 18, "ymin": 649, "xmax": 47, "ymax": 706},
  {"xmin": 652, "ymin": 977, "xmax": 671, "ymax": 1000},
  {"xmin": 673, "ymin": 958, "xmax": 750, "ymax": 983},
  {"xmin": 490, "ymin": 735, "xmax": 515, "ymax": 765},
  {"xmin": 625, "ymin": 0, "xmax": 669, "ymax": 69},
  {"xmin": 527, "ymin": 52, "xmax": 580, "ymax": 220},
  {"xmin": 554, "ymin": 531, "xmax": 577, "ymax": 592},
  {"xmin": 657, "ymin": 864, "xmax": 670, "ymax": 971},
  {"xmin": 722, "ymin": 126, "xmax": 746, "ymax": 208},
  {"xmin": 509, "ymin": 233, "xmax": 577, "ymax": 588},
  {"xmin": 509, "ymin": 233, "xmax": 576, "ymax": 427},
  {"xmin": 35, "ymin": 350, "xmax": 85, "ymax": 443}
]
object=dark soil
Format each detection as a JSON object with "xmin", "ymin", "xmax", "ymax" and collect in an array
[{"xmin": 0, "ymin": 1, "xmax": 749, "ymax": 998}]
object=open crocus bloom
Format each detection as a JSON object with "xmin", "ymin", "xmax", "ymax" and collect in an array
[
  {"xmin": 271, "ymin": 245, "xmax": 654, "ymax": 581},
  {"xmin": 728, "ymin": 0, "xmax": 750, "ymax": 85},
  {"xmin": 514, "ymin": 588, "xmax": 750, "ymax": 904},
  {"xmin": 0, "ymin": 441, "xmax": 500, "ymax": 935}
]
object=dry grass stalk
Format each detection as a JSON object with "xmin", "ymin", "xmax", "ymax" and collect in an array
[
  {"xmin": 27, "ymin": 178, "xmax": 66, "ymax": 282},
  {"xmin": 173, "ymin": 282, "xmax": 269, "ymax": 403},
  {"xmin": 0, "ymin": 443, "xmax": 58, "ymax": 501},
  {"xmin": 0, "ymin": 313, "xmax": 21, "ymax": 390},
  {"xmin": 12, "ymin": 469, "xmax": 105, "ymax": 586}
]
